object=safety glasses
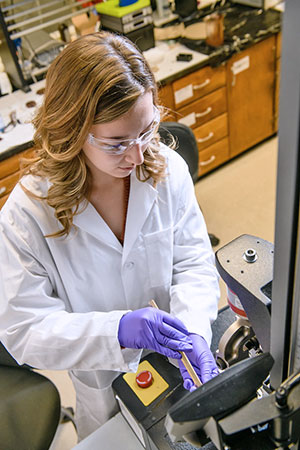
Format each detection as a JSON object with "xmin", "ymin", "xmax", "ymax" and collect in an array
[{"xmin": 87, "ymin": 107, "xmax": 160, "ymax": 156}]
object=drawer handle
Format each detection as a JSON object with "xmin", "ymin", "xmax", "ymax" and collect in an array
[
  {"xmin": 197, "ymin": 131, "xmax": 214, "ymax": 143},
  {"xmin": 0, "ymin": 186, "xmax": 7, "ymax": 195},
  {"xmin": 200, "ymin": 155, "xmax": 216, "ymax": 166},
  {"xmin": 193, "ymin": 79, "xmax": 211, "ymax": 90},
  {"xmin": 196, "ymin": 106, "xmax": 212, "ymax": 118}
]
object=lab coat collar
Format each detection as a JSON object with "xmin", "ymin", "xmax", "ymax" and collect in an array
[
  {"xmin": 73, "ymin": 200, "xmax": 122, "ymax": 252},
  {"xmin": 72, "ymin": 171, "xmax": 158, "ymax": 258}
]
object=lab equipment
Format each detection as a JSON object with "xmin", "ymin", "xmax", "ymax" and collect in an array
[
  {"xmin": 96, "ymin": 0, "xmax": 155, "ymax": 52},
  {"xmin": 165, "ymin": 1, "xmax": 300, "ymax": 446},
  {"xmin": 155, "ymin": 0, "xmax": 171, "ymax": 19},
  {"xmin": 112, "ymin": 352, "xmax": 187, "ymax": 450},
  {"xmin": 230, "ymin": 0, "xmax": 281, "ymax": 9}
]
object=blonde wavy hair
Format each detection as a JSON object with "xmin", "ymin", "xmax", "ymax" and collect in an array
[{"xmin": 23, "ymin": 31, "xmax": 167, "ymax": 237}]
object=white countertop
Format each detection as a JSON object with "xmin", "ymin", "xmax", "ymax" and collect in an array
[
  {"xmin": 144, "ymin": 42, "xmax": 209, "ymax": 83},
  {"xmin": 0, "ymin": 43, "xmax": 208, "ymax": 158},
  {"xmin": 0, "ymin": 79, "xmax": 46, "ymax": 156}
]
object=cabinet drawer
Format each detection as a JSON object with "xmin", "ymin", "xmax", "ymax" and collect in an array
[
  {"xmin": 158, "ymin": 84, "xmax": 175, "ymax": 119},
  {"xmin": 194, "ymin": 113, "xmax": 228, "ymax": 151},
  {"xmin": 0, "ymin": 148, "xmax": 34, "ymax": 179},
  {"xmin": 0, "ymin": 171, "xmax": 21, "ymax": 198},
  {"xmin": 177, "ymin": 87, "xmax": 227, "ymax": 129},
  {"xmin": 173, "ymin": 64, "xmax": 226, "ymax": 108},
  {"xmin": 198, "ymin": 137, "xmax": 229, "ymax": 177}
]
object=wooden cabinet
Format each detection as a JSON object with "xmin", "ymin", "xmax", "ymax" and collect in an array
[
  {"xmin": 172, "ymin": 64, "xmax": 226, "ymax": 109},
  {"xmin": 194, "ymin": 113, "xmax": 228, "ymax": 151},
  {"xmin": 274, "ymin": 32, "xmax": 281, "ymax": 132},
  {"xmin": 157, "ymin": 34, "xmax": 279, "ymax": 177},
  {"xmin": 158, "ymin": 84, "xmax": 176, "ymax": 121},
  {"xmin": 227, "ymin": 36, "xmax": 276, "ymax": 158},
  {"xmin": 171, "ymin": 63, "xmax": 229, "ymax": 177},
  {"xmin": 0, "ymin": 148, "xmax": 34, "ymax": 209},
  {"xmin": 177, "ymin": 87, "xmax": 227, "ymax": 128},
  {"xmin": 198, "ymin": 138, "xmax": 229, "ymax": 176}
]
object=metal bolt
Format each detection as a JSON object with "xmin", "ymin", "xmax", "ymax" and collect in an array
[{"xmin": 243, "ymin": 248, "xmax": 257, "ymax": 263}]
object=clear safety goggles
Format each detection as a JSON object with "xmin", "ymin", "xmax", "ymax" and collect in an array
[{"xmin": 87, "ymin": 107, "xmax": 160, "ymax": 156}]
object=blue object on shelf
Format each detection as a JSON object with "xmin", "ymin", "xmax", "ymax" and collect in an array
[{"xmin": 119, "ymin": 0, "xmax": 138, "ymax": 6}]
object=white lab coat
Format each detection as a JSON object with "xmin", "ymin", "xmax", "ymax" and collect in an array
[{"xmin": 0, "ymin": 145, "xmax": 219, "ymax": 440}]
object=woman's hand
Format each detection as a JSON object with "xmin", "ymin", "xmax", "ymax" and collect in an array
[
  {"xmin": 118, "ymin": 307, "xmax": 193, "ymax": 359},
  {"xmin": 179, "ymin": 333, "xmax": 219, "ymax": 391}
]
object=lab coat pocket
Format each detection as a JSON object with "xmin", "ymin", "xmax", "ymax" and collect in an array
[
  {"xmin": 70, "ymin": 371, "xmax": 119, "ymax": 441},
  {"xmin": 144, "ymin": 228, "xmax": 173, "ymax": 287}
]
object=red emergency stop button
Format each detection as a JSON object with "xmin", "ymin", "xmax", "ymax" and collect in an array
[{"xmin": 136, "ymin": 370, "xmax": 153, "ymax": 388}]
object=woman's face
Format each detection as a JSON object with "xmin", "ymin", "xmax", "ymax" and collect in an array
[{"xmin": 82, "ymin": 91, "xmax": 156, "ymax": 182}]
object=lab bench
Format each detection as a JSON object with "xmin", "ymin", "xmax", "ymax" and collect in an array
[{"xmin": 0, "ymin": 3, "xmax": 282, "ymax": 209}]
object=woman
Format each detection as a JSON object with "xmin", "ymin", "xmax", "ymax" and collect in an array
[{"xmin": 0, "ymin": 32, "xmax": 220, "ymax": 440}]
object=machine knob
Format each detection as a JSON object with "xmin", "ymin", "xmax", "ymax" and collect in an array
[
  {"xmin": 243, "ymin": 248, "xmax": 257, "ymax": 263},
  {"xmin": 136, "ymin": 370, "xmax": 153, "ymax": 388}
]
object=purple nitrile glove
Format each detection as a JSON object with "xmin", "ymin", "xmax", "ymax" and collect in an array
[
  {"xmin": 118, "ymin": 307, "xmax": 193, "ymax": 359},
  {"xmin": 179, "ymin": 333, "xmax": 219, "ymax": 392}
]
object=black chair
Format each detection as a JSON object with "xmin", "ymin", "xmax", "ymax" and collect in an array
[
  {"xmin": 159, "ymin": 121, "xmax": 220, "ymax": 247},
  {"xmin": 0, "ymin": 341, "xmax": 71, "ymax": 450}
]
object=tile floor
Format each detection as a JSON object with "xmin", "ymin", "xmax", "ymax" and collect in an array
[{"xmin": 43, "ymin": 135, "xmax": 278, "ymax": 449}]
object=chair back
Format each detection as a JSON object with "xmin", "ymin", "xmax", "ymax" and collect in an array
[
  {"xmin": 0, "ymin": 341, "xmax": 31, "ymax": 369},
  {"xmin": 0, "ymin": 341, "xmax": 61, "ymax": 449},
  {"xmin": 159, "ymin": 121, "xmax": 199, "ymax": 184}
]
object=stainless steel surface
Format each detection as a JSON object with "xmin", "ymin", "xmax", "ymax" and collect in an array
[
  {"xmin": 10, "ymin": 6, "xmax": 94, "ymax": 39},
  {"xmin": 4, "ymin": 0, "xmax": 66, "ymax": 23},
  {"xmin": 270, "ymin": 0, "xmax": 300, "ymax": 388},
  {"xmin": 73, "ymin": 413, "xmax": 145, "ymax": 449},
  {"xmin": 216, "ymin": 317, "xmax": 257, "ymax": 368},
  {"xmin": 7, "ymin": 0, "xmax": 91, "ymax": 31}
]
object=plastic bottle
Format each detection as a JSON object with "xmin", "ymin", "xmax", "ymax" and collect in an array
[
  {"xmin": 58, "ymin": 23, "xmax": 71, "ymax": 42},
  {"xmin": 156, "ymin": 0, "xmax": 171, "ymax": 18},
  {"xmin": 0, "ymin": 114, "xmax": 5, "ymax": 132}
]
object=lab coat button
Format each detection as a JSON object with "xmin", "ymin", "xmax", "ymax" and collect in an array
[{"xmin": 125, "ymin": 261, "xmax": 134, "ymax": 270}]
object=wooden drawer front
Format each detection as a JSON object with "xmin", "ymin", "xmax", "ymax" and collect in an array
[
  {"xmin": 194, "ymin": 113, "xmax": 228, "ymax": 151},
  {"xmin": 177, "ymin": 87, "xmax": 227, "ymax": 129},
  {"xmin": 276, "ymin": 32, "xmax": 281, "ymax": 59},
  {"xmin": 198, "ymin": 137, "xmax": 229, "ymax": 177},
  {"xmin": 0, "ymin": 193, "xmax": 9, "ymax": 209},
  {"xmin": 0, "ymin": 148, "xmax": 34, "ymax": 179},
  {"xmin": 161, "ymin": 113, "xmax": 176, "ymax": 122},
  {"xmin": 173, "ymin": 64, "xmax": 226, "ymax": 109},
  {"xmin": 0, "ymin": 171, "xmax": 20, "ymax": 198},
  {"xmin": 158, "ymin": 84, "xmax": 175, "ymax": 112}
]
